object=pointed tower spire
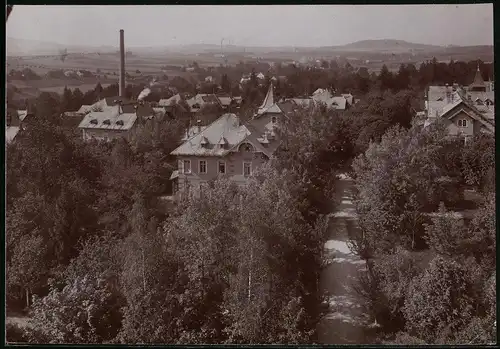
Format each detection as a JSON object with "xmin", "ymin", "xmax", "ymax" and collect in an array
[
  {"xmin": 470, "ymin": 61, "xmax": 486, "ymax": 91},
  {"xmin": 257, "ymin": 83, "xmax": 275, "ymax": 114}
]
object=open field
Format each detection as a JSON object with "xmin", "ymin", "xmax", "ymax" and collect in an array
[
  {"xmin": 6, "ymin": 39, "xmax": 493, "ymax": 101},
  {"xmin": 6, "ymin": 53, "xmax": 197, "ymax": 77}
]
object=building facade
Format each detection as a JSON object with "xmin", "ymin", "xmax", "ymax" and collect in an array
[
  {"xmin": 424, "ymin": 66, "xmax": 494, "ymax": 139},
  {"xmin": 77, "ymin": 97, "xmax": 155, "ymax": 142},
  {"xmin": 170, "ymin": 84, "xmax": 283, "ymax": 200}
]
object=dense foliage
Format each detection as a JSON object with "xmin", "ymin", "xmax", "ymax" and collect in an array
[
  {"xmin": 6, "ymin": 56, "xmax": 495, "ymax": 345},
  {"xmin": 350, "ymin": 119, "xmax": 496, "ymax": 344}
]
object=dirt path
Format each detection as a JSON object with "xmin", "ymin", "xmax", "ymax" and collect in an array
[{"xmin": 317, "ymin": 174, "xmax": 371, "ymax": 344}]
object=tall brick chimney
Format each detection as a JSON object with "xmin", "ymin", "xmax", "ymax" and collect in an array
[{"xmin": 119, "ymin": 29, "xmax": 125, "ymax": 99}]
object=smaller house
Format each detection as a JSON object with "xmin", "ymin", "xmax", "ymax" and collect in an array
[
  {"xmin": 216, "ymin": 95, "xmax": 243, "ymax": 111},
  {"xmin": 310, "ymin": 89, "xmax": 352, "ymax": 111},
  {"xmin": 256, "ymin": 72, "xmax": 265, "ymax": 80},
  {"xmin": 77, "ymin": 97, "xmax": 155, "ymax": 142},
  {"xmin": 205, "ymin": 76, "xmax": 214, "ymax": 83},
  {"xmin": 424, "ymin": 86, "xmax": 494, "ymax": 140},
  {"xmin": 186, "ymin": 93, "xmax": 223, "ymax": 113},
  {"xmin": 78, "ymin": 104, "xmax": 137, "ymax": 142}
]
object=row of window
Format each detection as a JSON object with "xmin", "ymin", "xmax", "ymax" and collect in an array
[
  {"xmin": 457, "ymin": 119, "xmax": 468, "ymax": 128},
  {"xmin": 182, "ymin": 159, "xmax": 252, "ymax": 176}
]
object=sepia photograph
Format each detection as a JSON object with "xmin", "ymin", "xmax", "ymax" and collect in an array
[{"xmin": 5, "ymin": 3, "xmax": 495, "ymax": 345}]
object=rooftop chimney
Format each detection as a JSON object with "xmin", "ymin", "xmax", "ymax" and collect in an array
[
  {"xmin": 197, "ymin": 119, "xmax": 202, "ymax": 133},
  {"xmin": 119, "ymin": 29, "xmax": 126, "ymax": 99}
]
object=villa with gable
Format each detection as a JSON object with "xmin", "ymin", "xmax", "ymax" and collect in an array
[
  {"xmin": 169, "ymin": 84, "xmax": 283, "ymax": 200},
  {"xmin": 424, "ymin": 65, "xmax": 495, "ymax": 140}
]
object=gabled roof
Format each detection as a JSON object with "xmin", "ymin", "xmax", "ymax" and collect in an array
[
  {"xmin": 466, "ymin": 90, "xmax": 494, "ymax": 104},
  {"xmin": 77, "ymin": 105, "xmax": 93, "ymax": 114},
  {"xmin": 217, "ymin": 96, "xmax": 232, "ymax": 107},
  {"xmin": 78, "ymin": 105, "xmax": 137, "ymax": 131},
  {"xmin": 313, "ymin": 88, "xmax": 325, "ymax": 95},
  {"xmin": 6, "ymin": 126, "xmax": 20, "ymax": 144},
  {"xmin": 185, "ymin": 94, "xmax": 223, "ymax": 112},
  {"xmin": 235, "ymin": 121, "xmax": 280, "ymax": 158},
  {"xmin": 171, "ymin": 113, "xmax": 281, "ymax": 158},
  {"xmin": 171, "ymin": 114, "xmax": 249, "ymax": 156},
  {"xmin": 439, "ymin": 98, "xmax": 495, "ymax": 133},
  {"xmin": 77, "ymin": 97, "xmax": 155, "ymax": 117},
  {"xmin": 446, "ymin": 107, "xmax": 494, "ymax": 133},
  {"xmin": 17, "ymin": 110, "xmax": 29, "ymax": 121}
]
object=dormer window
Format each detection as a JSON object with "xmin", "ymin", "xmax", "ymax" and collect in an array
[
  {"xmin": 103, "ymin": 119, "xmax": 111, "ymax": 125},
  {"xmin": 90, "ymin": 119, "xmax": 98, "ymax": 124},
  {"xmin": 200, "ymin": 136, "xmax": 209, "ymax": 147},
  {"xmin": 116, "ymin": 120, "xmax": 124, "ymax": 126},
  {"xmin": 218, "ymin": 137, "xmax": 228, "ymax": 148},
  {"xmin": 476, "ymin": 98, "xmax": 484, "ymax": 105}
]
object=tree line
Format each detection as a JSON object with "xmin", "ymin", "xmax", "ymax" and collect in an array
[{"xmin": 349, "ymin": 120, "xmax": 495, "ymax": 344}]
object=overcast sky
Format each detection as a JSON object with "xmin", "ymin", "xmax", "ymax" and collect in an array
[{"xmin": 7, "ymin": 4, "xmax": 494, "ymax": 47}]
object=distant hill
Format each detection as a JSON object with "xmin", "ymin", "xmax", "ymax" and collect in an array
[
  {"xmin": 322, "ymin": 39, "xmax": 444, "ymax": 53},
  {"xmin": 7, "ymin": 36, "xmax": 493, "ymax": 62}
]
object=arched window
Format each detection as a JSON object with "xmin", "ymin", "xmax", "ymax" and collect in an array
[{"xmin": 239, "ymin": 143, "xmax": 254, "ymax": 152}]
